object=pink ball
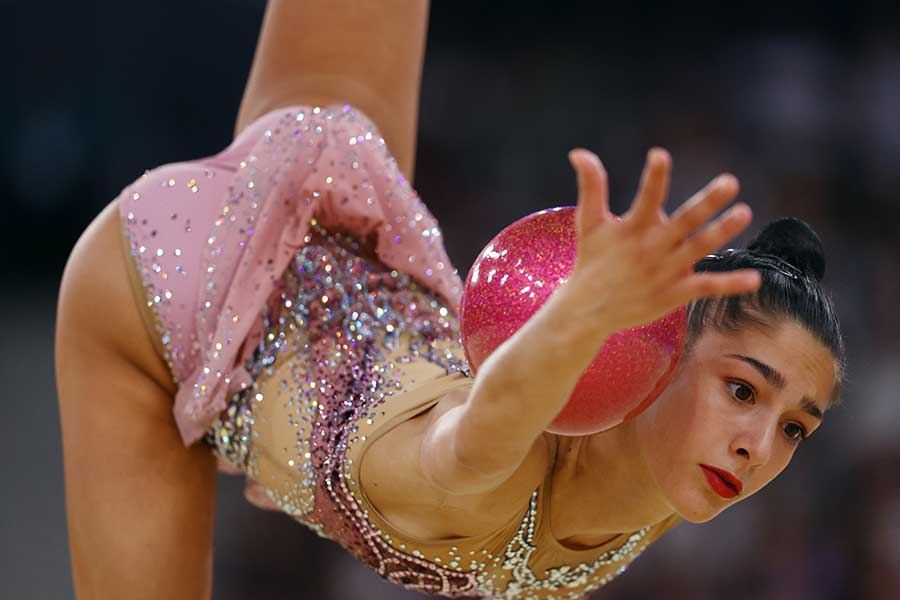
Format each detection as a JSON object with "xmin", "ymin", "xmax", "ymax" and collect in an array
[{"xmin": 460, "ymin": 207, "xmax": 686, "ymax": 436}]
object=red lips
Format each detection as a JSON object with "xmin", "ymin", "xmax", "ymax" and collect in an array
[{"xmin": 700, "ymin": 464, "xmax": 743, "ymax": 494}]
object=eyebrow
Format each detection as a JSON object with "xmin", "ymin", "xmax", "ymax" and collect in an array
[{"xmin": 724, "ymin": 354, "xmax": 824, "ymax": 421}]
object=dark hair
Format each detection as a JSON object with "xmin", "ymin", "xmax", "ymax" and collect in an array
[{"xmin": 685, "ymin": 217, "xmax": 846, "ymax": 408}]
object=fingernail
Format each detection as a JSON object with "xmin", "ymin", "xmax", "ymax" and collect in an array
[
  {"xmin": 716, "ymin": 174, "xmax": 736, "ymax": 187},
  {"xmin": 730, "ymin": 204, "xmax": 748, "ymax": 219},
  {"xmin": 749, "ymin": 271, "xmax": 762, "ymax": 286},
  {"xmin": 568, "ymin": 150, "xmax": 581, "ymax": 166},
  {"xmin": 648, "ymin": 147, "xmax": 670, "ymax": 164}
]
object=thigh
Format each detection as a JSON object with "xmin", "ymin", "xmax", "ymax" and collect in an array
[
  {"xmin": 55, "ymin": 198, "xmax": 217, "ymax": 599},
  {"xmin": 233, "ymin": 0, "xmax": 430, "ymax": 179}
]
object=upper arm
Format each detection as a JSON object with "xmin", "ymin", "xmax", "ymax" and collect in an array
[
  {"xmin": 234, "ymin": 0, "xmax": 430, "ymax": 180},
  {"xmin": 55, "ymin": 200, "xmax": 217, "ymax": 599},
  {"xmin": 419, "ymin": 386, "xmax": 549, "ymax": 496}
]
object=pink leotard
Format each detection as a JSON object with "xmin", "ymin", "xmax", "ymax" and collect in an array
[
  {"xmin": 117, "ymin": 104, "xmax": 462, "ymax": 446},
  {"xmin": 114, "ymin": 104, "xmax": 681, "ymax": 599}
]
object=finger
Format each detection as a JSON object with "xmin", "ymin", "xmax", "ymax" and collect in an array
[
  {"xmin": 625, "ymin": 147, "xmax": 671, "ymax": 226},
  {"xmin": 668, "ymin": 269, "xmax": 763, "ymax": 306},
  {"xmin": 665, "ymin": 173, "xmax": 740, "ymax": 247},
  {"xmin": 668, "ymin": 202, "xmax": 753, "ymax": 269},
  {"xmin": 569, "ymin": 148, "xmax": 610, "ymax": 233}
]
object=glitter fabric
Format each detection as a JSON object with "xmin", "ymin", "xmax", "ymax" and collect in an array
[
  {"xmin": 205, "ymin": 221, "xmax": 681, "ymax": 599},
  {"xmin": 116, "ymin": 104, "xmax": 682, "ymax": 598},
  {"xmin": 118, "ymin": 103, "xmax": 462, "ymax": 446}
]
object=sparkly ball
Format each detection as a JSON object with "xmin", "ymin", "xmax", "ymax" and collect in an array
[{"xmin": 459, "ymin": 207, "xmax": 686, "ymax": 435}]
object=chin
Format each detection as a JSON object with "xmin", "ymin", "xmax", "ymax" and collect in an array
[
  {"xmin": 672, "ymin": 492, "xmax": 730, "ymax": 524},
  {"xmin": 680, "ymin": 509, "xmax": 722, "ymax": 524}
]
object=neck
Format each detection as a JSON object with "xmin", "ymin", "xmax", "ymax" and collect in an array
[{"xmin": 549, "ymin": 418, "xmax": 674, "ymax": 541}]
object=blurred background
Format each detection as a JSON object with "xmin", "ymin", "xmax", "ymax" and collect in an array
[{"xmin": 4, "ymin": 0, "xmax": 898, "ymax": 598}]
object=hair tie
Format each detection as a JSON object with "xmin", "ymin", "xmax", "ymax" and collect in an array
[{"xmin": 704, "ymin": 248, "xmax": 804, "ymax": 281}]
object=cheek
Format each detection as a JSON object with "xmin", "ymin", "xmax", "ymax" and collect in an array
[{"xmin": 640, "ymin": 379, "xmax": 709, "ymax": 464}]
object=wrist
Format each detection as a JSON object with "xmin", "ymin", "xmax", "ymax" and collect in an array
[
  {"xmin": 470, "ymin": 280, "xmax": 612, "ymax": 419},
  {"xmin": 541, "ymin": 277, "xmax": 616, "ymax": 350}
]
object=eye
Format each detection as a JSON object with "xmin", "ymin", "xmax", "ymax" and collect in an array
[
  {"xmin": 783, "ymin": 422, "xmax": 808, "ymax": 443},
  {"xmin": 725, "ymin": 380, "xmax": 809, "ymax": 444},
  {"xmin": 726, "ymin": 380, "xmax": 755, "ymax": 403}
]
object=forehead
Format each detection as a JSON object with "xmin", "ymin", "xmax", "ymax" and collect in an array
[{"xmin": 690, "ymin": 320, "xmax": 836, "ymax": 403}]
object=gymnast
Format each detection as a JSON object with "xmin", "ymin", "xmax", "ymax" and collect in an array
[{"xmin": 55, "ymin": 1, "xmax": 845, "ymax": 598}]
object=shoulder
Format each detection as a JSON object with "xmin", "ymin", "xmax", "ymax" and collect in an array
[
  {"xmin": 358, "ymin": 385, "xmax": 551, "ymax": 539},
  {"xmin": 59, "ymin": 197, "xmax": 176, "ymax": 395}
]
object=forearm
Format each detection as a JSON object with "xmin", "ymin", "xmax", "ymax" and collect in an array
[
  {"xmin": 455, "ymin": 281, "xmax": 613, "ymax": 472},
  {"xmin": 234, "ymin": 0, "xmax": 430, "ymax": 180},
  {"xmin": 447, "ymin": 146, "xmax": 755, "ymax": 483}
]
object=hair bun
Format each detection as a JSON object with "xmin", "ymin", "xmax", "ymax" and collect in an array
[{"xmin": 747, "ymin": 217, "xmax": 826, "ymax": 282}]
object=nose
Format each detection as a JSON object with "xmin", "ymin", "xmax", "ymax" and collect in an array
[{"xmin": 732, "ymin": 420, "xmax": 776, "ymax": 467}]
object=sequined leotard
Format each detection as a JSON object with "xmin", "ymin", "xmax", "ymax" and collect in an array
[{"xmin": 116, "ymin": 104, "xmax": 682, "ymax": 599}]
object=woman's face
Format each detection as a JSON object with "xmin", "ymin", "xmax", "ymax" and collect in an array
[{"xmin": 633, "ymin": 318, "xmax": 836, "ymax": 523}]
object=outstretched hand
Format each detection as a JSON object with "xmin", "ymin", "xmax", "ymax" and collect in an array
[{"xmin": 563, "ymin": 147, "xmax": 762, "ymax": 331}]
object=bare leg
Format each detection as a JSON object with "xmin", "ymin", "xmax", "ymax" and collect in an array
[
  {"xmin": 56, "ymin": 200, "xmax": 218, "ymax": 599},
  {"xmin": 233, "ymin": 0, "xmax": 431, "ymax": 181}
]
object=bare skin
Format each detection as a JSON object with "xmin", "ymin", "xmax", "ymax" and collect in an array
[
  {"xmin": 367, "ymin": 148, "xmax": 838, "ymax": 547},
  {"xmin": 548, "ymin": 318, "xmax": 836, "ymax": 542},
  {"xmin": 359, "ymin": 387, "xmax": 555, "ymax": 540},
  {"xmin": 416, "ymin": 148, "xmax": 768, "ymax": 499},
  {"xmin": 358, "ymin": 319, "xmax": 836, "ymax": 549},
  {"xmin": 56, "ymin": 1, "xmax": 431, "ymax": 597},
  {"xmin": 233, "ymin": 0, "xmax": 430, "ymax": 180},
  {"xmin": 56, "ymin": 198, "xmax": 217, "ymax": 599},
  {"xmin": 56, "ymin": 1, "xmax": 840, "ymax": 596}
]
